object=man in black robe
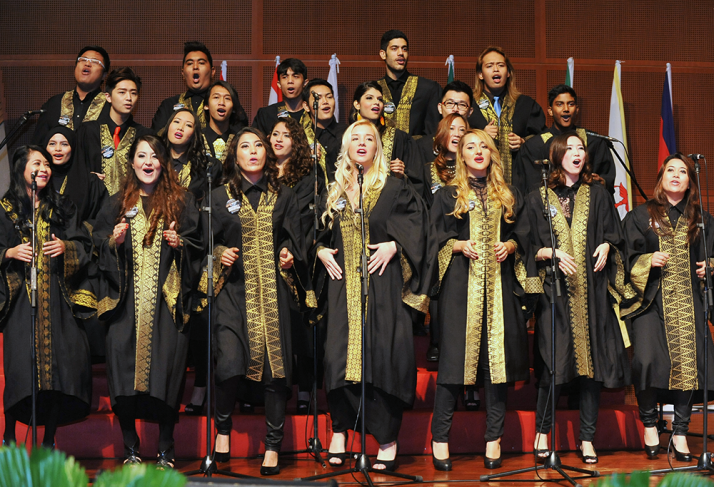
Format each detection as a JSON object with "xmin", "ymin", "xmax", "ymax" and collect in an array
[
  {"xmin": 252, "ymin": 58, "xmax": 308, "ymax": 136},
  {"xmin": 416, "ymin": 80, "xmax": 474, "ymax": 165},
  {"xmin": 513, "ymin": 84, "xmax": 616, "ymax": 196},
  {"xmin": 377, "ymin": 30, "xmax": 441, "ymax": 138},
  {"xmin": 302, "ymin": 78, "xmax": 347, "ymax": 181},
  {"xmin": 75, "ymin": 67, "xmax": 151, "ymax": 196},
  {"xmin": 32, "ymin": 45, "xmax": 111, "ymax": 144},
  {"xmin": 202, "ymin": 80, "xmax": 246, "ymax": 165}
]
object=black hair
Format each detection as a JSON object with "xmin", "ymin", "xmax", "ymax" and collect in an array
[
  {"xmin": 347, "ymin": 81, "xmax": 390, "ymax": 135},
  {"xmin": 183, "ymin": 41, "xmax": 213, "ymax": 67},
  {"xmin": 380, "ymin": 30, "xmax": 408, "ymax": 51},
  {"xmin": 222, "ymin": 127, "xmax": 281, "ymax": 197},
  {"xmin": 548, "ymin": 84, "xmax": 578, "ymax": 107},
  {"xmin": 77, "ymin": 45, "xmax": 110, "ymax": 72},
  {"xmin": 302, "ymin": 78, "xmax": 334, "ymax": 102},
  {"xmin": 204, "ymin": 80, "xmax": 249, "ymax": 128},
  {"xmin": 277, "ymin": 58, "xmax": 307, "ymax": 78},
  {"xmin": 441, "ymin": 80, "xmax": 474, "ymax": 102},
  {"xmin": 161, "ymin": 108, "xmax": 209, "ymax": 186},
  {"xmin": 105, "ymin": 67, "xmax": 142, "ymax": 93}
]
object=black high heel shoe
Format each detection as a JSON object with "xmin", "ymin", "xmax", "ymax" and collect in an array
[
  {"xmin": 431, "ymin": 441, "xmax": 452, "ymax": 471},
  {"xmin": 645, "ymin": 443, "xmax": 660, "ymax": 459},
  {"xmin": 123, "ymin": 442, "xmax": 141, "ymax": 465},
  {"xmin": 213, "ymin": 434, "xmax": 230, "ymax": 463},
  {"xmin": 184, "ymin": 394, "xmax": 207, "ymax": 416},
  {"xmin": 374, "ymin": 442, "xmax": 399, "ymax": 472},
  {"xmin": 260, "ymin": 451, "xmax": 280, "ymax": 476},
  {"xmin": 672, "ymin": 443, "xmax": 692, "ymax": 462},
  {"xmin": 484, "ymin": 442, "xmax": 502, "ymax": 469},
  {"xmin": 578, "ymin": 444, "xmax": 598, "ymax": 464}
]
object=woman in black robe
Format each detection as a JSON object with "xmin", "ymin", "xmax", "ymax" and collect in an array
[
  {"xmin": 348, "ymin": 81, "xmax": 429, "ymax": 202},
  {"xmin": 269, "ymin": 117, "xmax": 325, "ymax": 413},
  {"xmin": 93, "ymin": 135, "xmax": 202, "ymax": 467},
  {"xmin": 0, "ymin": 146, "xmax": 94, "ymax": 447},
  {"xmin": 430, "ymin": 129, "xmax": 535, "ymax": 470},
  {"xmin": 526, "ymin": 132, "xmax": 630, "ymax": 464},
  {"xmin": 316, "ymin": 119, "xmax": 434, "ymax": 470},
  {"xmin": 206, "ymin": 127, "xmax": 314, "ymax": 475},
  {"xmin": 622, "ymin": 154, "xmax": 714, "ymax": 461}
]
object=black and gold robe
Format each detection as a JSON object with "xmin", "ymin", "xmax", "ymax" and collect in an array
[
  {"xmin": 431, "ymin": 186, "xmax": 536, "ymax": 386},
  {"xmin": 0, "ymin": 198, "xmax": 95, "ymax": 424},
  {"xmin": 314, "ymin": 176, "xmax": 435, "ymax": 405},
  {"xmin": 202, "ymin": 179, "xmax": 314, "ymax": 388},
  {"xmin": 378, "ymin": 72, "xmax": 442, "ymax": 137},
  {"xmin": 623, "ymin": 200, "xmax": 714, "ymax": 392},
  {"xmin": 93, "ymin": 193, "xmax": 202, "ymax": 414},
  {"xmin": 381, "ymin": 126, "xmax": 429, "ymax": 203},
  {"xmin": 525, "ymin": 182, "xmax": 631, "ymax": 388},
  {"xmin": 32, "ymin": 87, "xmax": 108, "ymax": 145}
]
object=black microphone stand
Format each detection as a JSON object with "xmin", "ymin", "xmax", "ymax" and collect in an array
[
  {"xmin": 651, "ymin": 155, "xmax": 714, "ymax": 476},
  {"xmin": 184, "ymin": 160, "xmax": 256, "ymax": 480},
  {"xmin": 29, "ymin": 173, "xmax": 38, "ymax": 447},
  {"xmin": 0, "ymin": 110, "xmax": 42, "ymax": 152},
  {"xmin": 481, "ymin": 161, "xmax": 598, "ymax": 486},
  {"xmin": 300, "ymin": 164, "xmax": 422, "ymax": 486},
  {"xmin": 602, "ymin": 136, "xmax": 648, "ymax": 202}
]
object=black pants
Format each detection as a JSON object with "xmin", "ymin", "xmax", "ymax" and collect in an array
[
  {"xmin": 3, "ymin": 391, "xmax": 61, "ymax": 447},
  {"xmin": 114, "ymin": 396, "xmax": 176, "ymax": 454},
  {"xmin": 429, "ymin": 299, "xmax": 440, "ymax": 347},
  {"xmin": 535, "ymin": 375, "xmax": 601, "ymax": 442},
  {"xmin": 328, "ymin": 384, "xmax": 404, "ymax": 445},
  {"xmin": 215, "ymin": 363, "xmax": 289, "ymax": 452},
  {"xmin": 637, "ymin": 387, "xmax": 693, "ymax": 435}
]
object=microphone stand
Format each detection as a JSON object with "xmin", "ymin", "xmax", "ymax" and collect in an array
[
  {"xmin": 300, "ymin": 164, "xmax": 422, "ymax": 486},
  {"xmin": 651, "ymin": 155, "xmax": 714, "ymax": 476},
  {"xmin": 0, "ymin": 110, "xmax": 42, "ymax": 152},
  {"xmin": 482, "ymin": 161, "xmax": 599, "ymax": 486},
  {"xmin": 29, "ymin": 173, "xmax": 38, "ymax": 447},
  {"xmin": 598, "ymin": 135, "xmax": 648, "ymax": 202}
]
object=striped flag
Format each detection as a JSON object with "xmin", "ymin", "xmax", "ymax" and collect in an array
[
  {"xmin": 565, "ymin": 57, "xmax": 574, "ymax": 87},
  {"xmin": 220, "ymin": 60, "xmax": 227, "ymax": 81},
  {"xmin": 609, "ymin": 60, "xmax": 633, "ymax": 219},
  {"xmin": 445, "ymin": 55, "xmax": 455, "ymax": 84},
  {"xmin": 328, "ymin": 54, "xmax": 340, "ymax": 122},
  {"xmin": 268, "ymin": 56, "xmax": 282, "ymax": 105},
  {"xmin": 657, "ymin": 63, "xmax": 676, "ymax": 168}
]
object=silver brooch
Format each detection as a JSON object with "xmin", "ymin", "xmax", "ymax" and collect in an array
[{"xmin": 226, "ymin": 198, "xmax": 241, "ymax": 214}]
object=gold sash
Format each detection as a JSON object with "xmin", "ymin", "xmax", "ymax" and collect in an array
[
  {"xmin": 202, "ymin": 133, "xmax": 235, "ymax": 166},
  {"xmin": 59, "ymin": 91, "xmax": 106, "ymax": 130},
  {"xmin": 299, "ymin": 111, "xmax": 329, "ymax": 186},
  {"xmin": 177, "ymin": 161, "xmax": 191, "ymax": 189},
  {"xmin": 177, "ymin": 91, "xmax": 207, "ymax": 128},
  {"xmin": 477, "ymin": 94, "xmax": 515, "ymax": 184},
  {"xmin": 378, "ymin": 76, "xmax": 418, "ymax": 134},
  {"xmin": 382, "ymin": 126, "xmax": 396, "ymax": 164},
  {"xmin": 100, "ymin": 125, "xmax": 137, "ymax": 196}
]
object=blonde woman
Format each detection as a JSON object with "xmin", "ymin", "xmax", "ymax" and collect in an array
[
  {"xmin": 429, "ymin": 129, "xmax": 534, "ymax": 470},
  {"xmin": 316, "ymin": 119, "xmax": 434, "ymax": 471}
]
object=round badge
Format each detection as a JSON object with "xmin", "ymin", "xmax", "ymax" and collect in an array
[
  {"xmin": 125, "ymin": 206, "xmax": 139, "ymax": 219},
  {"xmin": 383, "ymin": 102, "xmax": 396, "ymax": 114},
  {"xmin": 101, "ymin": 146, "xmax": 114, "ymax": 159},
  {"xmin": 173, "ymin": 103, "xmax": 186, "ymax": 111},
  {"xmin": 277, "ymin": 110, "xmax": 289, "ymax": 118},
  {"xmin": 336, "ymin": 197, "xmax": 347, "ymax": 211},
  {"xmin": 478, "ymin": 99, "xmax": 490, "ymax": 110},
  {"xmin": 549, "ymin": 205, "xmax": 558, "ymax": 217},
  {"xmin": 468, "ymin": 200, "xmax": 477, "ymax": 211},
  {"xmin": 58, "ymin": 115, "xmax": 71, "ymax": 126},
  {"xmin": 431, "ymin": 183, "xmax": 442, "ymax": 194},
  {"xmin": 226, "ymin": 198, "xmax": 241, "ymax": 214}
]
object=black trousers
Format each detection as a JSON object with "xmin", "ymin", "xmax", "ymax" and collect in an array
[
  {"xmin": 114, "ymin": 395, "xmax": 177, "ymax": 454},
  {"xmin": 328, "ymin": 384, "xmax": 404, "ymax": 445},
  {"xmin": 215, "ymin": 362, "xmax": 289, "ymax": 452},
  {"xmin": 535, "ymin": 375, "xmax": 601, "ymax": 442},
  {"xmin": 429, "ymin": 299, "xmax": 440, "ymax": 347},
  {"xmin": 637, "ymin": 387, "xmax": 693, "ymax": 435},
  {"xmin": 3, "ymin": 391, "xmax": 62, "ymax": 447}
]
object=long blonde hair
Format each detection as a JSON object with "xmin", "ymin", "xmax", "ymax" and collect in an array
[
  {"xmin": 449, "ymin": 129, "xmax": 515, "ymax": 222},
  {"xmin": 322, "ymin": 119, "xmax": 389, "ymax": 227}
]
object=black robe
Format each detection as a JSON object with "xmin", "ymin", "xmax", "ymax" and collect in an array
[
  {"xmin": 0, "ymin": 198, "xmax": 94, "ymax": 424},
  {"xmin": 93, "ymin": 193, "xmax": 202, "ymax": 415},
  {"xmin": 513, "ymin": 125, "xmax": 616, "ymax": 196},
  {"xmin": 32, "ymin": 87, "xmax": 109, "ymax": 145},
  {"xmin": 152, "ymin": 90, "xmax": 208, "ymax": 133},
  {"xmin": 622, "ymin": 201, "xmax": 714, "ymax": 392},
  {"xmin": 314, "ymin": 176, "xmax": 435, "ymax": 405},
  {"xmin": 378, "ymin": 72, "xmax": 442, "ymax": 137},
  {"xmin": 381, "ymin": 127, "xmax": 429, "ymax": 203},
  {"xmin": 525, "ymin": 182, "xmax": 630, "ymax": 388},
  {"xmin": 205, "ymin": 181, "xmax": 314, "ymax": 387},
  {"xmin": 252, "ymin": 103, "xmax": 306, "ymax": 137},
  {"xmin": 416, "ymin": 133, "xmax": 437, "ymax": 174},
  {"xmin": 316, "ymin": 118, "xmax": 348, "ymax": 180},
  {"xmin": 432, "ymin": 186, "xmax": 534, "ymax": 385}
]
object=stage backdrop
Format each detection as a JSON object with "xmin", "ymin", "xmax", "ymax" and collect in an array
[{"xmin": 1, "ymin": 0, "xmax": 713, "ymax": 204}]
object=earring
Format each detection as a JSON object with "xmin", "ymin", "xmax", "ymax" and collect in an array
[
  {"xmin": 357, "ymin": 113, "xmax": 363, "ymax": 121},
  {"xmin": 380, "ymin": 116, "xmax": 385, "ymax": 126}
]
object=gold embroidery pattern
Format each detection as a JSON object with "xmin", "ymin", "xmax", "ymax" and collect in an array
[
  {"xmin": 575, "ymin": 128, "xmax": 589, "ymax": 149},
  {"xmin": 59, "ymin": 91, "xmax": 106, "ymax": 131},
  {"xmin": 196, "ymin": 244, "xmax": 230, "ymax": 312},
  {"xmin": 239, "ymin": 191, "xmax": 284, "ymax": 382},
  {"xmin": 436, "ymin": 238, "xmax": 456, "ymax": 292},
  {"xmin": 514, "ymin": 250, "xmax": 543, "ymax": 294},
  {"xmin": 660, "ymin": 215, "xmax": 698, "ymax": 390},
  {"xmin": 162, "ymin": 259, "xmax": 181, "ymax": 326},
  {"xmin": 399, "ymin": 252, "xmax": 429, "ymax": 313},
  {"xmin": 177, "ymin": 161, "xmax": 191, "ymax": 189},
  {"xmin": 34, "ymin": 211, "xmax": 53, "ymax": 390},
  {"xmin": 478, "ymin": 94, "xmax": 515, "ymax": 184},
  {"xmin": 178, "ymin": 92, "xmax": 207, "ymax": 128},
  {"xmin": 540, "ymin": 132, "xmax": 553, "ymax": 144},
  {"xmin": 629, "ymin": 253, "xmax": 653, "ymax": 297},
  {"xmin": 382, "ymin": 127, "xmax": 396, "ymax": 165},
  {"xmin": 300, "ymin": 112, "xmax": 329, "ymax": 187},
  {"xmin": 202, "ymin": 134, "xmax": 235, "ymax": 166},
  {"xmin": 378, "ymin": 76, "xmax": 418, "ymax": 134},
  {"xmin": 131, "ymin": 199, "xmax": 163, "ymax": 392},
  {"xmin": 100, "ymin": 125, "xmax": 137, "ymax": 196},
  {"xmin": 542, "ymin": 186, "xmax": 593, "ymax": 377}
]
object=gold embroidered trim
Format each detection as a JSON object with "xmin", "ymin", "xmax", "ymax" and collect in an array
[
  {"xmin": 399, "ymin": 252, "xmax": 429, "ymax": 313},
  {"xmin": 202, "ymin": 134, "xmax": 235, "ymax": 166},
  {"xmin": 436, "ymin": 238, "xmax": 456, "ymax": 292},
  {"xmin": 514, "ymin": 250, "xmax": 543, "ymax": 294},
  {"xmin": 630, "ymin": 253, "xmax": 653, "ymax": 297},
  {"xmin": 100, "ymin": 125, "xmax": 137, "ymax": 196},
  {"xmin": 177, "ymin": 161, "xmax": 191, "ymax": 189},
  {"xmin": 131, "ymin": 198, "xmax": 163, "ymax": 392},
  {"xmin": 162, "ymin": 259, "xmax": 181, "ymax": 325},
  {"xmin": 59, "ymin": 91, "xmax": 106, "ymax": 130},
  {"xmin": 575, "ymin": 128, "xmax": 589, "ymax": 149},
  {"xmin": 196, "ymin": 244, "xmax": 229, "ymax": 312},
  {"xmin": 378, "ymin": 76, "xmax": 418, "ymax": 134},
  {"xmin": 32, "ymin": 209, "xmax": 53, "ymax": 390},
  {"xmin": 382, "ymin": 126, "xmax": 396, "ymax": 164},
  {"xmin": 300, "ymin": 112, "xmax": 329, "ymax": 187},
  {"xmin": 178, "ymin": 91, "xmax": 207, "ymax": 129},
  {"xmin": 661, "ymin": 215, "xmax": 698, "ymax": 390},
  {"xmin": 540, "ymin": 132, "xmax": 553, "ymax": 144},
  {"xmin": 478, "ymin": 94, "xmax": 515, "ymax": 184}
]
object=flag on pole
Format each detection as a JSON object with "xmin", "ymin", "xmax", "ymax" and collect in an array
[
  {"xmin": 609, "ymin": 60, "xmax": 632, "ymax": 219},
  {"xmin": 445, "ymin": 55, "xmax": 455, "ymax": 84},
  {"xmin": 328, "ymin": 54, "xmax": 341, "ymax": 122},
  {"xmin": 565, "ymin": 57, "xmax": 574, "ymax": 87},
  {"xmin": 268, "ymin": 56, "xmax": 282, "ymax": 105},
  {"xmin": 658, "ymin": 63, "xmax": 676, "ymax": 168},
  {"xmin": 220, "ymin": 60, "xmax": 227, "ymax": 82}
]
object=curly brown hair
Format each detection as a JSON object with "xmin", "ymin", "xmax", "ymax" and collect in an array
[
  {"xmin": 118, "ymin": 135, "xmax": 187, "ymax": 246},
  {"xmin": 222, "ymin": 127, "xmax": 281, "ymax": 198},
  {"xmin": 547, "ymin": 131, "xmax": 604, "ymax": 189},
  {"xmin": 269, "ymin": 117, "xmax": 313, "ymax": 188},
  {"xmin": 433, "ymin": 113, "xmax": 469, "ymax": 184}
]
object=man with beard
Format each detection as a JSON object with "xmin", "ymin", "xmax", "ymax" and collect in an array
[{"xmin": 252, "ymin": 58, "xmax": 309, "ymax": 136}]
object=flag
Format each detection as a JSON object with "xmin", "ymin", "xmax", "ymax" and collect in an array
[
  {"xmin": 328, "ymin": 54, "xmax": 341, "ymax": 122},
  {"xmin": 445, "ymin": 55, "xmax": 455, "ymax": 84},
  {"xmin": 220, "ymin": 60, "xmax": 227, "ymax": 81},
  {"xmin": 268, "ymin": 56, "xmax": 282, "ymax": 105},
  {"xmin": 608, "ymin": 60, "xmax": 632, "ymax": 219},
  {"xmin": 658, "ymin": 63, "xmax": 676, "ymax": 168},
  {"xmin": 565, "ymin": 57, "xmax": 574, "ymax": 87}
]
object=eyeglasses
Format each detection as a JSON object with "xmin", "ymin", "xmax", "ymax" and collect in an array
[
  {"xmin": 442, "ymin": 100, "xmax": 470, "ymax": 111},
  {"xmin": 77, "ymin": 56, "xmax": 105, "ymax": 69}
]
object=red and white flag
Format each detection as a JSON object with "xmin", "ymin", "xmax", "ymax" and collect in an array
[
  {"xmin": 269, "ymin": 56, "xmax": 282, "ymax": 105},
  {"xmin": 220, "ymin": 60, "xmax": 227, "ymax": 81}
]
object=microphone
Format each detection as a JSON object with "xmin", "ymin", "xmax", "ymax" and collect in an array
[
  {"xmin": 688, "ymin": 154, "xmax": 705, "ymax": 160},
  {"xmin": 24, "ymin": 109, "xmax": 45, "ymax": 117},
  {"xmin": 534, "ymin": 159, "xmax": 550, "ymax": 166},
  {"xmin": 31, "ymin": 170, "xmax": 38, "ymax": 180},
  {"xmin": 355, "ymin": 163, "xmax": 364, "ymax": 171},
  {"xmin": 585, "ymin": 130, "xmax": 619, "ymax": 143},
  {"xmin": 311, "ymin": 91, "xmax": 321, "ymax": 100}
]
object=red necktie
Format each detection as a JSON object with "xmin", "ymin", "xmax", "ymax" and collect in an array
[{"xmin": 113, "ymin": 126, "xmax": 121, "ymax": 149}]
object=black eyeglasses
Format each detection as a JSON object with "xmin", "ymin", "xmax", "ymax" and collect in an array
[{"xmin": 441, "ymin": 100, "xmax": 470, "ymax": 110}]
